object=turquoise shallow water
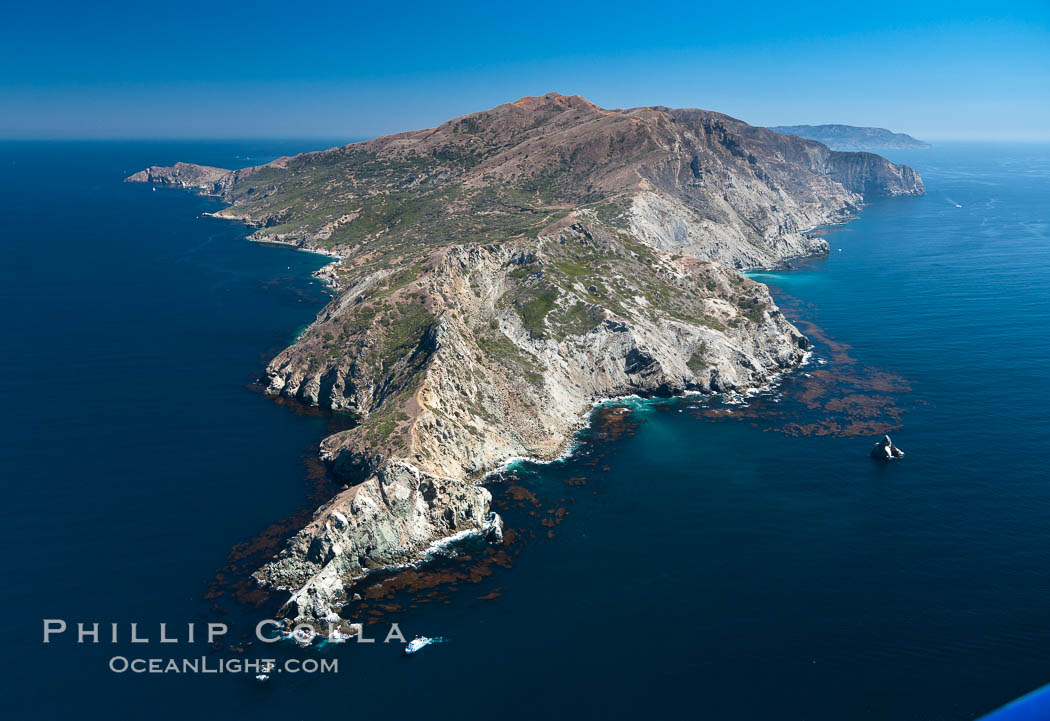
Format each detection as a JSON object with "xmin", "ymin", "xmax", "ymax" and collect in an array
[{"xmin": 2, "ymin": 141, "xmax": 1049, "ymax": 720}]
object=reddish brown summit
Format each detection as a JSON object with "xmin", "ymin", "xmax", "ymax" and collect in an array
[{"xmin": 509, "ymin": 92, "xmax": 602, "ymax": 113}]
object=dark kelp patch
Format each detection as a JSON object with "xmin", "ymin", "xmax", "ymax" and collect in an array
[{"xmin": 692, "ymin": 313, "xmax": 911, "ymax": 437}]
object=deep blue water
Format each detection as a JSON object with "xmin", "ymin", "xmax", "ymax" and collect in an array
[{"xmin": 2, "ymin": 141, "xmax": 1049, "ymax": 720}]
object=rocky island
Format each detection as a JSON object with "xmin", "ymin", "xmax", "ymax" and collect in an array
[
  {"xmin": 128, "ymin": 93, "xmax": 923, "ymax": 623},
  {"xmin": 871, "ymin": 435, "xmax": 906, "ymax": 460},
  {"xmin": 767, "ymin": 124, "xmax": 931, "ymax": 152}
]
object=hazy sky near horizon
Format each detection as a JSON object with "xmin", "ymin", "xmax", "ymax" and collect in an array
[{"xmin": 2, "ymin": 0, "xmax": 1048, "ymax": 140}]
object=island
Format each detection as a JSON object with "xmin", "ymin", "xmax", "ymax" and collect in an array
[
  {"xmin": 767, "ymin": 124, "xmax": 931, "ymax": 151},
  {"xmin": 127, "ymin": 93, "xmax": 923, "ymax": 624}
]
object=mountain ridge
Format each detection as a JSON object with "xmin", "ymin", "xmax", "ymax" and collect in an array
[{"xmin": 129, "ymin": 93, "xmax": 923, "ymax": 269}]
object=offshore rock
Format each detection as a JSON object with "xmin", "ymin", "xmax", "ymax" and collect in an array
[
  {"xmin": 483, "ymin": 512, "xmax": 504, "ymax": 544},
  {"xmin": 871, "ymin": 435, "xmax": 905, "ymax": 461}
]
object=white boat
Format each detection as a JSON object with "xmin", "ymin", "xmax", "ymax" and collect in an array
[
  {"xmin": 256, "ymin": 661, "xmax": 275, "ymax": 681},
  {"xmin": 405, "ymin": 636, "xmax": 437, "ymax": 654}
]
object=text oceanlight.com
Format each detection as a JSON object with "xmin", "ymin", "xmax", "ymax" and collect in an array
[{"xmin": 107, "ymin": 656, "xmax": 337, "ymax": 674}]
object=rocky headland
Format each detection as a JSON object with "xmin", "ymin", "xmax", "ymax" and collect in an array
[
  {"xmin": 128, "ymin": 93, "xmax": 923, "ymax": 622},
  {"xmin": 767, "ymin": 124, "xmax": 931, "ymax": 152}
]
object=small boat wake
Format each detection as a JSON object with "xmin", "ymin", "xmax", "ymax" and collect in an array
[{"xmin": 405, "ymin": 636, "xmax": 445, "ymax": 655}]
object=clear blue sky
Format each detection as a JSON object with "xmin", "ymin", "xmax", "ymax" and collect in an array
[{"xmin": 2, "ymin": 0, "xmax": 1047, "ymax": 140}]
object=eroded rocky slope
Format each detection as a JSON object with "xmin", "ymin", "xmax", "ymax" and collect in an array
[{"xmin": 128, "ymin": 93, "xmax": 922, "ymax": 622}]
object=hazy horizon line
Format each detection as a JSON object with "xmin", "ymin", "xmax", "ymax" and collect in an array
[{"xmin": 3, "ymin": 133, "xmax": 1049, "ymax": 144}]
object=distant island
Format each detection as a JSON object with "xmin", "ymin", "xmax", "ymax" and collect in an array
[
  {"xmin": 128, "ymin": 93, "xmax": 923, "ymax": 627},
  {"xmin": 768, "ymin": 124, "xmax": 931, "ymax": 151}
]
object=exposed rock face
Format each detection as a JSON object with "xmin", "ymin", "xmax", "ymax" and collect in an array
[
  {"xmin": 871, "ymin": 435, "xmax": 905, "ymax": 460},
  {"xmin": 253, "ymin": 233, "xmax": 810, "ymax": 618},
  {"xmin": 262, "ymin": 459, "xmax": 492, "ymax": 621},
  {"xmin": 823, "ymin": 151, "xmax": 925, "ymax": 198},
  {"xmin": 768, "ymin": 124, "xmax": 931, "ymax": 152},
  {"xmin": 128, "ymin": 93, "xmax": 923, "ymax": 621},
  {"xmin": 626, "ymin": 110, "xmax": 923, "ymax": 267}
]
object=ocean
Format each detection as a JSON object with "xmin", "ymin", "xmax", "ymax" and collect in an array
[{"xmin": 1, "ymin": 140, "xmax": 1048, "ymax": 720}]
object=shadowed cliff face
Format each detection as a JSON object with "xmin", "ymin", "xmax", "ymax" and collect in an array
[
  {"xmin": 824, "ymin": 151, "xmax": 925, "ymax": 197},
  {"xmin": 127, "ymin": 93, "xmax": 922, "ymax": 623}
]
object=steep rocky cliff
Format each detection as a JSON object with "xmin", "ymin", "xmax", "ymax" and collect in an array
[{"xmin": 128, "ymin": 93, "xmax": 922, "ymax": 622}]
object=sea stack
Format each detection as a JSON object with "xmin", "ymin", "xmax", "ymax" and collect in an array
[{"xmin": 871, "ymin": 435, "xmax": 905, "ymax": 461}]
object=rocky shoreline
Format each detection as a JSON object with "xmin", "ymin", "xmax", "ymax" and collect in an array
[{"xmin": 127, "ymin": 93, "xmax": 923, "ymax": 623}]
